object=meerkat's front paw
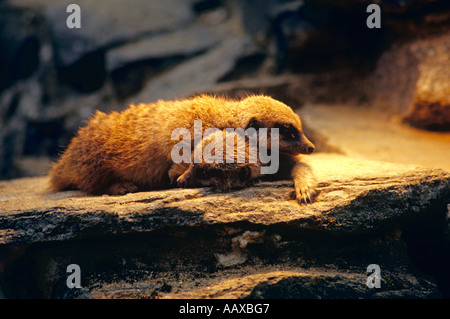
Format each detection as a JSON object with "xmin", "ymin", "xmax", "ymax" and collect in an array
[
  {"xmin": 176, "ymin": 166, "xmax": 196, "ymax": 188},
  {"xmin": 291, "ymin": 161, "xmax": 318, "ymax": 205},
  {"xmin": 294, "ymin": 177, "xmax": 318, "ymax": 205}
]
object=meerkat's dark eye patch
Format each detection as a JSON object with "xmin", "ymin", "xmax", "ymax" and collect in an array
[
  {"xmin": 276, "ymin": 123, "xmax": 300, "ymax": 141},
  {"xmin": 246, "ymin": 117, "xmax": 263, "ymax": 129}
]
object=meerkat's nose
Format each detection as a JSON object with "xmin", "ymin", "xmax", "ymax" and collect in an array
[{"xmin": 302, "ymin": 137, "xmax": 315, "ymax": 154}]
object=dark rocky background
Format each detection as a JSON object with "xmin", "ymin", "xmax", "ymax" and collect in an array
[{"xmin": 0, "ymin": 0, "xmax": 449, "ymax": 299}]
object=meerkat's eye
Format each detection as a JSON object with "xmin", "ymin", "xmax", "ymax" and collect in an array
[{"xmin": 276, "ymin": 123, "xmax": 300, "ymax": 141}]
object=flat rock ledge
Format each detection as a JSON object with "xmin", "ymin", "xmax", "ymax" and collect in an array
[{"xmin": 0, "ymin": 154, "xmax": 449, "ymax": 298}]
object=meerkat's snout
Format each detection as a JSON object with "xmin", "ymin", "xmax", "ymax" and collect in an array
[{"xmin": 300, "ymin": 135, "xmax": 315, "ymax": 155}]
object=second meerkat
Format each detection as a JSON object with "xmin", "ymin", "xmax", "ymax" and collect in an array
[{"xmin": 49, "ymin": 95, "xmax": 317, "ymax": 204}]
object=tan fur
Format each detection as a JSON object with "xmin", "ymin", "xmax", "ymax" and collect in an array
[{"xmin": 49, "ymin": 95, "xmax": 317, "ymax": 203}]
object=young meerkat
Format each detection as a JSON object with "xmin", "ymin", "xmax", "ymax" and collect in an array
[
  {"xmin": 168, "ymin": 129, "xmax": 262, "ymax": 191},
  {"xmin": 49, "ymin": 95, "xmax": 317, "ymax": 203}
]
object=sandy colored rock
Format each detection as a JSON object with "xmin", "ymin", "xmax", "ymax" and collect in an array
[
  {"xmin": 1, "ymin": 154, "xmax": 448, "ymax": 246},
  {"xmin": 302, "ymin": 104, "xmax": 450, "ymax": 171},
  {"xmin": 161, "ymin": 271, "xmax": 361, "ymax": 299},
  {"xmin": 160, "ymin": 269, "xmax": 440, "ymax": 299},
  {"xmin": 1, "ymin": 154, "xmax": 448, "ymax": 298},
  {"xmin": 369, "ymin": 33, "xmax": 450, "ymax": 131},
  {"xmin": 405, "ymin": 34, "xmax": 450, "ymax": 131}
]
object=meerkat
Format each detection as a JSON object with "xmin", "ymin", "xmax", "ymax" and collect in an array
[{"xmin": 49, "ymin": 95, "xmax": 317, "ymax": 203}]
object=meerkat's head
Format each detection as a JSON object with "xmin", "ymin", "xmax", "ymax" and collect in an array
[{"xmin": 240, "ymin": 95, "xmax": 315, "ymax": 156}]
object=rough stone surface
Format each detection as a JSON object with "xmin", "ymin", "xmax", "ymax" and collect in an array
[
  {"xmin": 406, "ymin": 34, "xmax": 450, "ymax": 131},
  {"xmin": 126, "ymin": 35, "xmax": 262, "ymax": 104},
  {"xmin": 368, "ymin": 33, "xmax": 450, "ymax": 131},
  {"xmin": 301, "ymin": 104, "xmax": 450, "ymax": 171},
  {"xmin": 1, "ymin": 154, "xmax": 448, "ymax": 245},
  {"xmin": 0, "ymin": 154, "xmax": 448, "ymax": 298},
  {"xmin": 10, "ymin": 0, "xmax": 195, "ymax": 66},
  {"xmin": 161, "ymin": 270, "xmax": 440, "ymax": 299},
  {"xmin": 106, "ymin": 23, "xmax": 226, "ymax": 72}
]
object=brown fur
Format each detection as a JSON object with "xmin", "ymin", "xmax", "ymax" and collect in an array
[
  {"xmin": 49, "ymin": 95, "xmax": 317, "ymax": 203},
  {"xmin": 169, "ymin": 129, "xmax": 261, "ymax": 191}
]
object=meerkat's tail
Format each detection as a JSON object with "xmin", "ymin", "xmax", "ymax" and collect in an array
[{"xmin": 48, "ymin": 160, "xmax": 78, "ymax": 192}]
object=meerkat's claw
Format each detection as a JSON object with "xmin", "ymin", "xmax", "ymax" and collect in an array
[{"xmin": 294, "ymin": 178, "xmax": 317, "ymax": 205}]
